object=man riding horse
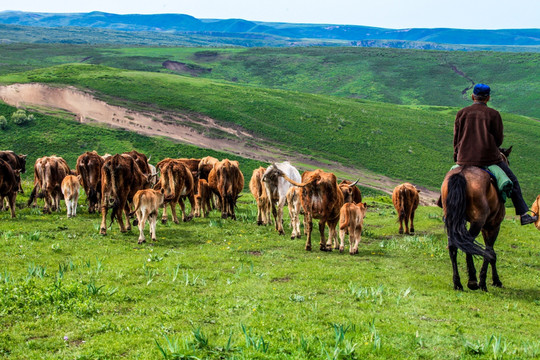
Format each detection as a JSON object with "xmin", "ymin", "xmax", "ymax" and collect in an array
[{"xmin": 454, "ymin": 83, "xmax": 537, "ymax": 225}]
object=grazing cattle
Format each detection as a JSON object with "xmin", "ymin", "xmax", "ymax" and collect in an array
[
  {"xmin": 250, "ymin": 167, "xmax": 271, "ymax": 226},
  {"xmin": 0, "ymin": 151, "xmax": 26, "ymax": 210},
  {"xmin": 392, "ymin": 183, "xmax": 420, "ymax": 234},
  {"xmin": 198, "ymin": 156, "xmax": 219, "ymax": 181},
  {"xmin": 61, "ymin": 175, "xmax": 81, "ymax": 218},
  {"xmin": 262, "ymin": 162, "xmax": 302, "ymax": 235},
  {"xmin": 0, "ymin": 159, "xmax": 20, "ymax": 218},
  {"xmin": 280, "ymin": 169, "xmax": 344, "ymax": 251},
  {"xmin": 100, "ymin": 154, "xmax": 152, "ymax": 235},
  {"xmin": 123, "ymin": 150, "xmax": 151, "ymax": 176},
  {"xmin": 156, "ymin": 158, "xmax": 195, "ymax": 224},
  {"xmin": 130, "ymin": 189, "xmax": 164, "ymax": 244},
  {"xmin": 208, "ymin": 159, "xmax": 244, "ymax": 220},
  {"xmin": 194, "ymin": 179, "xmax": 212, "ymax": 218},
  {"xmin": 177, "ymin": 158, "xmax": 201, "ymax": 185},
  {"xmin": 339, "ymin": 202, "xmax": 368, "ymax": 254},
  {"xmin": 339, "ymin": 179, "xmax": 362, "ymax": 204},
  {"xmin": 28, "ymin": 156, "xmax": 70, "ymax": 213},
  {"xmin": 76, "ymin": 151, "xmax": 104, "ymax": 213},
  {"xmin": 286, "ymin": 186, "xmax": 302, "ymax": 239},
  {"xmin": 531, "ymin": 195, "xmax": 540, "ymax": 231}
]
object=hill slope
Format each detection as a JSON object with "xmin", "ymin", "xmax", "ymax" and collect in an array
[{"xmin": 1, "ymin": 64, "xmax": 538, "ymax": 201}]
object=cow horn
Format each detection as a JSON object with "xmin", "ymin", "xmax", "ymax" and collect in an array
[
  {"xmin": 347, "ymin": 179, "xmax": 360, "ymax": 187},
  {"xmin": 280, "ymin": 173, "xmax": 308, "ymax": 187}
]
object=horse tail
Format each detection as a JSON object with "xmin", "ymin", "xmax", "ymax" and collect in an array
[{"xmin": 444, "ymin": 172, "xmax": 488, "ymax": 258}]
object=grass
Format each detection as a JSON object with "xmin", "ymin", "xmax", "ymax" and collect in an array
[
  {"xmin": 1, "ymin": 64, "xmax": 538, "ymax": 200},
  {"xmin": 0, "ymin": 186, "xmax": 539, "ymax": 359}
]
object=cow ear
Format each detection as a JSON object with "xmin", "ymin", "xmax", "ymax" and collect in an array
[
  {"xmin": 363, "ymin": 202, "xmax": 367, "ymax": 208},
  {"xmin": 22, "ymin": 154, "xmax": 28, "ymax": 159}
]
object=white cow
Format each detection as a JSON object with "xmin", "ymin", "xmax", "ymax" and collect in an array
[
  {"xmin": 61, "ymin": 175, "xmax": 80, "ymax": 218},
  {"xmin": 262, "ymin": 161, "xmax": 301, "ymax": 236}
]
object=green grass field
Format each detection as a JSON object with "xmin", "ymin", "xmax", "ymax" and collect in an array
[{"xmin": 0, "ymin": 185, "xmax": 539, "ymax": 359}]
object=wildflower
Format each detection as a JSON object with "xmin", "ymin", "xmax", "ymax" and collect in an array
[{"xmin": 64, "ymin": 336, "xmax": 68, "ymax": 341}]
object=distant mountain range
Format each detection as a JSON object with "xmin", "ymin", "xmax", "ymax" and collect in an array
[{"xmin": 1, "ymin": 10, "xmax": 539, "ymax": 50}]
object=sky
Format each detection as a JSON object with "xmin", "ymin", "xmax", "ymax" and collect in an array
[{"xmin": 5, "ymin": 0, "xmax": 540, "ymax": 30}]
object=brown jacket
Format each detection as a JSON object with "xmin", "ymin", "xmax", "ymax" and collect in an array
[{"xmin": 454, "ymin": 103, "xmax": 503, "ymax": 166}]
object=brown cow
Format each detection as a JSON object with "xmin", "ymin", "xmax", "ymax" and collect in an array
[
  {"xmin": 194, "ymin": 179, "xmax": 212, "ymax": 218},
  {"xmin": 100, "ymin": 154, "xmax": 152, "ymax": 235},
  {"xmin": 250, "ymin": 167, "xmax": 271, "ymax": 225},
  {"xmin": 531, "ymin": 195, "xmax": 540, "ymax": 231},
  {"xmin": 156, "ymin": 158, "xmax": 195, "ymax": 224},
  {"xmin": 198, "ymin": 156, "xmax": 219, "ymax": 181},
  {"xmin": 286, "ymin": 186, "xmax": 302, "ymax": 239},
  {"xmin": 61, "ymin": 175, "xmax": 81, "ymax": 218},
  {"xmin": 339, "ymin": 179, "xmax": 362, "ymax": 204},
  {"xmin": 208, "ymin": 159, "xmax": 244, "ymax": 220},
  {"xmin": 123, "ymin": 150, "xmax": 151, "ymax": 176},
  {"xmin": 76, "ymin": 151, "xmax": 104, "ymax": 213},
  {"xmin": 177, "ymin": 158, "xmax": 201, "ymax": 185},
  {"xmin": 280, "ymin": 169, "xmax": 344, "ymax": 251},
  {"xmin": 0, "ymin": 151, "xmax": 26, "ymax": 210},
  {"xmin": 130, "ymin": 188, "xmax": 164, "ymax": 244},
  {"xmin": 392, "ymin": 183, "xmax": 420, "ymax": 234},
  {"xmin": 339, "ymin": 202, "xmax": 368, "ymax": 254},
  {"xmin": 28, "ymin": 156, "xmax": 70, "ymax": 213},
  {"xmin": 0, "ymin": 159, "xmax": 20, "ymax": 218}
]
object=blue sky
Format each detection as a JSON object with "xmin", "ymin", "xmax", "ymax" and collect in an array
[{"xmin": 5, "ymin": 0, "xmax": 539, "ymax": 29}]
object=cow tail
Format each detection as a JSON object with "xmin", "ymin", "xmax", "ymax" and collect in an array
[
  {"xmin": 444, "ymin": 173, "xmax": 488, "ymax": 258},
  {"xmin": 398, "ymin": 187, "xmax": 408, "ymax": 223},
  {"xmin": 339, "ymin": 206, "xmax": 350, "ymax": 230},
  {"xmin": 129, "ymin": 194, "xmax": 141, "ymax": 225},
  {"xmin": 167, "ymin": 166, "xmax": 176, "ymax": 198}
]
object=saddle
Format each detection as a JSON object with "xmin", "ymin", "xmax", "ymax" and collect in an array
[{"xmin": 450, "ymin": 164, "xmax": 513, "ymax": 202}]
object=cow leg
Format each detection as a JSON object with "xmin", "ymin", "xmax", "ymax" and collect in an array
[
  {"xmin": 123, "ymin": 203, "xmax": 132, "ymax": 231},
  {"xmin": 288, "ymin": 205, "xmax": 297, "ymax": 239},
  {"xmin": 398, "ymin": 217, "xmax": 404, "ymax": 234},
  {"xmin": 410, "ymin": 211, "xmax": 416, "ymax": 234},
  {"xmin": 179, "ymin": 198, "xmax": 188, "ymax": 222},
  {"xmin": 351, "ymin": 226, "xmax": 361, "ymax": 255},
  {"xmin": 73, "ymin": 193, "xmax": 79, "ymax": 217},
  {"xmin": 116, "ymin": 198, "xmax": 128, "ymax": 233},
  {"xmin": 0, "ymin": 196, "xmax": 5, "ymax": 211},
  {"xmin": 404, "ymin": 215, "xmax": 410, "ymax": 235},
  {"xmin": 449, "ymin": 245, "xmax": 463, "ymax": 290},
  {"xmin": 66, "ymin": 198, "xmax": 72, "ymax": 218},
  {"xmin": 272, "ymin": 202, "xmax": 278, "ymax": 231},
  {"xmin": 161, "ymin": 202, "xmax": 169, "ymax": 224},
  {"xmin": 170, "ymin": 201, "xmax": 180, "ymax": 224},
  {"xmin": 328, "ymin": 219, "xmax": 339, "ymax": 250},
  {"xmin": 319, "ymin": 220, "xmax": 331, "ymax": 251},
  {"xmin": 339, "ymin": 227, "xmax": 346, "ymax": 253},
  {"xmin": 276, "ymin": 198, "xmax": 286, "ymax": 235},
  {"xmin": 186, "ymin": 194, "xmax": 195, "ymax": 221},
  {"xmin": 256, "ymin": 199, "xmax": 263, "ymax": 225},
  {"xmin": 304, "ymin": 213, "xmax": 313, "ymax": 251},
  {"xmin": 8, "ymin": 192, "xmax": 16, "ymax": 219},
  {"xmin": 137, "ymin": 211, "xmax": 148, "ymax": 244},
  {"xmin": 149, "ymin": 213, "xmax": 158, "ymax": 242},
  {"xmin": 100, "ymin": 201, "xmax": 109, "ymax": 235}
]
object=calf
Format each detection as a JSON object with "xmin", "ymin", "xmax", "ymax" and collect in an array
[
  {"xmin": 392, "ymin": 183, "xmax": 420, "ymax": 234},
  {"xmin": 131, "ymin": 188, "xmax": 164, "ymax": 244},
  {"xmin": 339, "ymin": 202, "xmax": 367, "ymax": 254},
  {"xmin": 280, "ymin": 169, "xmax": 343, "ymax": 251},
  {"xmin": 61, "ymin": 175, "xmax": 81, "ymax": 218},
  {"xmin": 0, "ymin": 159, "xmax": 20, "ymax": 218},
  {"xmin": 194, "ymin": 179, "xmax": 212, "ymax": 218},
  {"xmin": 250, "ymin": 167, "xmax": 271, "ymax": 225},
  {"xmin": 286, "ymin": 186, "xmax": 302, "ymax": 239},
  {"xmin": 262, "ymin": 161, "xmax": 301, "ymax": 235}
]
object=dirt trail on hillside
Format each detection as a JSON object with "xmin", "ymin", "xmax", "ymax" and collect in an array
[{"xmin": 0, "ymin": 83, "xmax": 440, "ymax": 205}]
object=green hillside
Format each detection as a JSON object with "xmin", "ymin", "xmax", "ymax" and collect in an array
[
  {"xmin": 1, "ymin": 45, "xmax": 539, "ymax": 119},
  {"xmin": 1, "ymin": 64, "xmax": 538, "ymax": 201}
]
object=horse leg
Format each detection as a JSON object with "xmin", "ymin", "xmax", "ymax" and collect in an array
[
  {"xmin": 480, "ymin": 227, "xmax": 502, "ymax": 290},
  {"xmin": 449, "ymin": 245, "xmax": 463, "ymax": 290},
  {"xmin": 465, "ymin": 253, "xmax": 479, "ymax": 290}
]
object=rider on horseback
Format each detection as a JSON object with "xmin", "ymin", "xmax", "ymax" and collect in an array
[{"xmin": 454, "ymin": 83, "xmax": 537, "ymax": 225}]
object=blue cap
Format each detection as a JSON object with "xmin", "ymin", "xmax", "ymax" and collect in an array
[{"xmin": 473, "ymin": 83, "xmax": 490, "ymax": 96}]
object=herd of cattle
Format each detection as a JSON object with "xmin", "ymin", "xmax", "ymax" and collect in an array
[{"xmin": 0, "ymin": 150, "xmax": 424, "ymax": 253}]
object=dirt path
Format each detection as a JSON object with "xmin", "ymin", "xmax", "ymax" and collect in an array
[{"xmin": 0, "ymin": 83, "xmax": 440, "ymax": 205}]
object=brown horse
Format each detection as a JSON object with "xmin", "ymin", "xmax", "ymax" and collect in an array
[{"xmin": 440, "ymin": 151, "xmax": 513, "ymax": 291}]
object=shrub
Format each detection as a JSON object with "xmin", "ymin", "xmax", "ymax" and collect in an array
[
  {"xmin": 11, "ymin": 109, "xmax": 35, "ymax": 126},
  {"xmin": 0, "ymin": 115, "xmax": 6, "ymax": 130}
]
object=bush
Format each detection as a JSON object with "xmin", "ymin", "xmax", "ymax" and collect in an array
[
  {"xmin": 11, "ymin": 109, "xmax": 34, "ymax": 126},
  {"xmin": 0, "ymin": 115, "xmax": 6, "ymax": 130}
]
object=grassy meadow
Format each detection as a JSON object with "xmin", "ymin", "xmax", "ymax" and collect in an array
[{"xmin": 0, "ymin": 182, "xmax": 539, "ymax": 359}]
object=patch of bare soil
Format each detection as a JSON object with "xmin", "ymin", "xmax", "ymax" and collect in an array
[
  {"xmin": 0, "ymin": 83, "xmax": 440, "ymax": 205},
  {"xmin": 162, "ymin": 60, "xmax": 211, "ymax": 76}
]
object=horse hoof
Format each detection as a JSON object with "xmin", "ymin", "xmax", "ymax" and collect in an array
[{"xmin": 467, "ymin": 282, "xmax": 480, "ymax": 291}]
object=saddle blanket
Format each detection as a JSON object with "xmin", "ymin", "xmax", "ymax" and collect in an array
[{"xmin": 450, "ymin": 164, "xmax": 513, "ymax": 202}]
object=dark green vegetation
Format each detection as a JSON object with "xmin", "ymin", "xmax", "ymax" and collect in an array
[
  {"xmin": 1, "ymin": 45, "xmax": 539, "ymax": 119},
  {"xmin": 0, "ymin": 184, "xmax": 539, "ymax": 358},
  {"xmin": 1, "ymin": 62, "xmax": 538, "ymax": 201},
  {"xmin": 1, "ymin": 10, "xmax": 540, "ymax": 50}
]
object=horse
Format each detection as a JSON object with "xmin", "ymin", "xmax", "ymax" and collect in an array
[{"xmin": 440, "ymin": 148, "xmax": 512, "ymax": 291}]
